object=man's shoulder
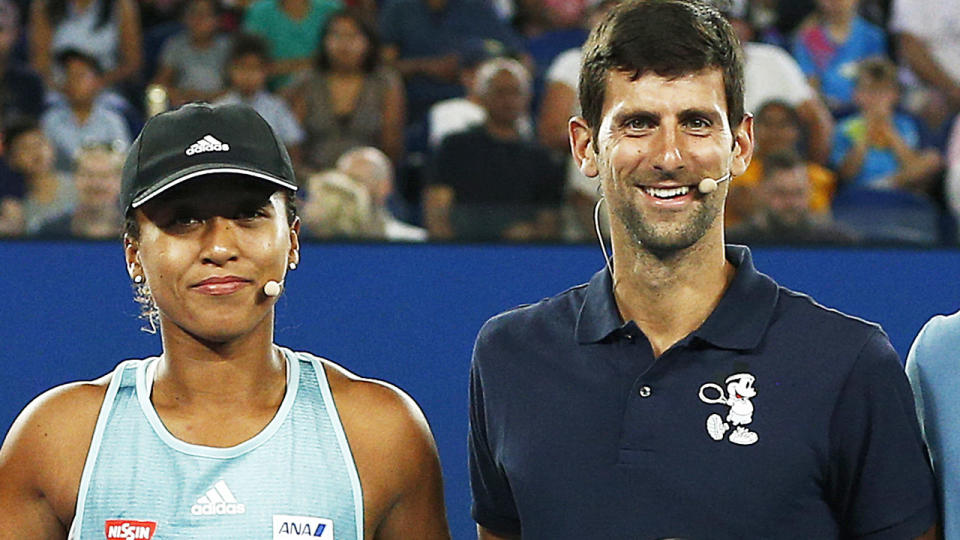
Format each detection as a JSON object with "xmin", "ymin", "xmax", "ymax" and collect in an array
[
  {"xmin": 476, "ymin": 282, "xmax": 589, "ymax": 350},
  {"xmin": 775, "ymin": 284, "xmax": 884, "ymax": 343}
]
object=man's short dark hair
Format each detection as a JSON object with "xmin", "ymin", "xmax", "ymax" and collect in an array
[
  {"xmin": 763, "ymin": 149, "xmax": 803, "ymax": 178},
  {"xmin": 579, "ymin": 0, "xmax": 745, "ymax": 137},
  {"xmin": 229, "ymin": 33, "xmax": 270, "ymax": 65}
]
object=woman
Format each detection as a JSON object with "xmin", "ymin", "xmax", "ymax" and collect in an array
[
  {"xmin": 288, "ymin": 10, "xmax": 405, "ymax": 172},
  {"xmin": 0, "ymin": 103, "xmax": 450, "ymax": 539},
  {"xmin": 29, "ymin": 0, "xmax": 143, "ymax": 90}
]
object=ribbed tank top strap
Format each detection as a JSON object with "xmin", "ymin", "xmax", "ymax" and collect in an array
[{"xmin": 67, "ymin": 358, "xmax": 149, "ymax": 540}]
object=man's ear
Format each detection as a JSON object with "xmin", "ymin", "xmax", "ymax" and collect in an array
[
  {"xmin": 570, "ymin": 116, "xmax": 599, "ymax": 178},
  {"xmin": 730, "ymin": 113, "xmax": 755, "ymax": 177}
]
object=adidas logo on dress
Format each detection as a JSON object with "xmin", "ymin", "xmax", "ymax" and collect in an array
[
  {"xmin": 185, "ymin": 135, "xmax": 230, "ymax": 156},
  {"xmin": 190, "ymin": 480, "xmax": 246, "ymax": 515}
]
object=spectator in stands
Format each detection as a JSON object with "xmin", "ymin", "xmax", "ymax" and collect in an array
[
  {"xmin": 40, "ymin": 49, "xmax": 130, "ymax": 172},
  {"xmin": 536, "ymin": 0, "xmax": 618, "ymax": 242},
  {"xmin": 832, "ymin": 58, "xmax": 941, "ymax": 193},
  {"xmin": 243, "ymin": 0, "xmax": 343, "ymax": 89},
  {"xmin": 151, "ymin": 0, "xmax": 231, "ymax": 107},
  {"xmin": 427, "ymin": 46, "xmax": 533, "ymax": 150},
  {"xmin": 724, "ymin": 5, "xmax": 833, "ymax": 165},
  {"xmin": 889, "ymin": 0, "xmax": 960, "ymax": 149},
  {"xmin": 728, "ymin": 149, "xmax": 858, "ymax": 245},
  {"xmin": 379, "ymin": 0, "xmax": 525, "ymax": 125},
  {"xmin": 5, "ymin": 119, "xmax": 75, "ymax": 234},
  {"xmin": 791, "ymin": 0, "xmax": 887, "ymax": 117},
  {"xmin": 215, "ymin": 34, "xmax": 304, "ymax": 163},
  {"xmin": 337, "ymin": 146, "xmax": 427, "ymax": 241},
  {"xmin": 288, "ymin": 10, "xmax": 404, "ymax": 171},
  {"xmin": 727, "ymin": 100, "xmax": 837, "ymax": 227},
  {"xmin": 36, "ymin": 143, "xmax": 122, "ymax": 238},
  {"xmin": 300, "ymin": 168, "xmax": 382, "ymax": 239},
  {"xmin": 424, "ymin": 58, "xmax": 563, "ymax": 241},
  {"xmin": 0, "ymin": 154, "xmax": 25, "ymax": 236},
  {"xmin": 943, "ymin": 116, "xmax": 960, "ymax": 240},
  {"xmin": 0, "ymin": 1, "xmax": 47, "ymax": 125},
  {"xmin": 29, "ymin": 0, "xmax": 143, "ymax": 90},
  {"xmin": 523, "ymin": 0, "xmax": 589, "ymax": 104}
]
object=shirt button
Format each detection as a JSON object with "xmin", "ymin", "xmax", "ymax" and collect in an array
[
  {"xmin": 638, "ymin": 385, "xmax": 652, "ymax": 398},
  {"xmin": 624, "ymin": 333, "xmax": 634, "ymax": 341}
]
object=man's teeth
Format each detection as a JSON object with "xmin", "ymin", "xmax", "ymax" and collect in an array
[{"xmin": 643, "ymin": 186, "xmax": 690, "ymax": 199}]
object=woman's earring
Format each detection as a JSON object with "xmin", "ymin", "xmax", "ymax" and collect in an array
[
  {"xmin": 288, "ymin": 262, "xmax": 297, "ymax": 271},
  {"xmin": 133, "ymin": 275, "xmax": 144, "ymax": 284}
]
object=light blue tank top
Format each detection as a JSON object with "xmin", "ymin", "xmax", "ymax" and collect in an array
[{"xmin": 68, "ymin": 349, "xmax": 363, "ymax": 540}]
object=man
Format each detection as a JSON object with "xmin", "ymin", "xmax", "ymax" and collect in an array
[
  {"xmin": 467, "ymin": 1, "xmax": 937, "ymax": 538},
  {"xmin": 424, "ymin": 57, "xmax": 563, "ymax": 241},
  {"xmin": 36, "ymin": 143, "xmax": 125, "ymax": 239},
  {"xmin": 889, "ymin": 0, "xmax": 960, "ymax": 147},
  {"xmin": 337, "ymin": 146, "xmax": 427, "ymax": 241},
  {"xmin": 379, "ymin": 0, "xmax": 525, "ymax": 124},
  {"xmin": 727, "ymin": 150, "xmax": 857, "ymax": 245}
]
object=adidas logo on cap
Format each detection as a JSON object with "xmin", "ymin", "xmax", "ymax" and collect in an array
[
  {"xmin": 190, "ymin": 480, "xmax": 246, "ymax": 516},
  {"xmin": 185, "ymin": 135, "xmax": 230, "ymax": 156}
]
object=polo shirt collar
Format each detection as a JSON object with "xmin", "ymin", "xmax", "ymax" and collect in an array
[{"xmin": 575, "ymin": 245, "xmax": 779, "ymax": 350}]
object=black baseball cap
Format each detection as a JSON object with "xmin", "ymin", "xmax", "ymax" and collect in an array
[{"xmin": 121, "ymin": 102, "xmax": 297, "ymax": 213}]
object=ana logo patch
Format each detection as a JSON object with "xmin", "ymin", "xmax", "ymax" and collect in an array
[
  {"xmin": 698, "ymin": 372, "xmax": 759, "ymax": 445},
  {"xmin": 273, "ymin": 514, "xmax": 334, "ymax": 539},
  {"xmin": 104, "ymin": 519, "xmax": 157, "ymax": 540}
]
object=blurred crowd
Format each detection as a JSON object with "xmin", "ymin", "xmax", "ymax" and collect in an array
[{"xmin": 0, "ymin": 0, "xmax": 958, "ymax": 245}]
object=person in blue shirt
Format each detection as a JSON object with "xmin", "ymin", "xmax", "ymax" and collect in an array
[
  {"xmin": 468, "ymin": 1, "xmax": 938, "ymax": 538},
  {"xmin": 831, "ymin": 57, "xmax": 941, "ymax": 192},
  {"xmin": 907, "ymin": 310, "xmax": 960, "ymax": 540},
  {"xmin": 0, "ymin": 103, "xmax": 450, "ymax": 539},
  {"xmin": 791, "ymin": 0, "xmax": 887, "ymax": 116}
]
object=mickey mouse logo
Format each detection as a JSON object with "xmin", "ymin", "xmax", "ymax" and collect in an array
[{"xmin": 698, "ymin": 373, "xmax": 759, "ymax": 446}]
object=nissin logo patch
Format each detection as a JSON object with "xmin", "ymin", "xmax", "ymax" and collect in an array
[
  {"xmin": 104, "ymin": 519, "xmax": 157, "ymax": 540},
  {"xmin": 273, "ymin": 514, "xmax": 334, "ymax": 539}
]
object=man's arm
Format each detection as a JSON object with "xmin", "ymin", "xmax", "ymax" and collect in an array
[
  {"xmin": 897, "ymin": 33, "xmax": 960, "ymax": 105},
  {"xmin": 794, "ymin": 97, "xmax": 834, "ymax": 166}
]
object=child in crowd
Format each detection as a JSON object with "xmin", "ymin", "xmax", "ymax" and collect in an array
[
  {"xmin": 832, "ymin": 58, "xmax": 942, "ymax": 193},
  {"xmin": 152, "ymin": 0, "xmax": 232, "ymax": 107},
  {"xmin": 214, "ymin": 33, "xmax": 304, "ymax": 165},
  {"xmin": 40, "ymin": 49, "xmax": 130, "ymax": 172}
]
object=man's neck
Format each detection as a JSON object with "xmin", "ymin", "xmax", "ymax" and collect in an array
[{"xmin": 609, "ymin": 226, "xmax": 733, "ymax": 357}]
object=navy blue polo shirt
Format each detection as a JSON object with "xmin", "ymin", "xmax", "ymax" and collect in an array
[{"xmin": 469, "ymin": 246, "xmax": 936, "ymax": 539}]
